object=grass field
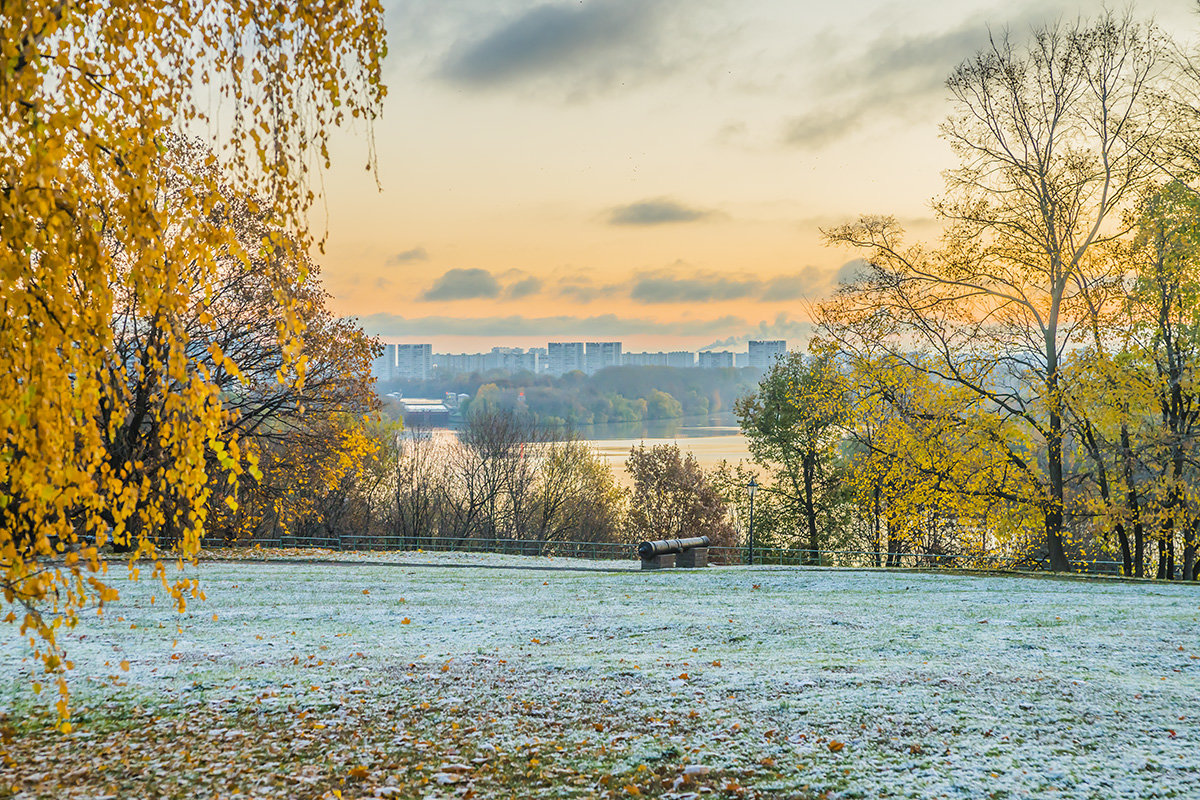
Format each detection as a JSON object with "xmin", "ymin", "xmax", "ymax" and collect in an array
[{"xmin": 1, "ymin": 554, "xmax": 1198, "ymax": 799}]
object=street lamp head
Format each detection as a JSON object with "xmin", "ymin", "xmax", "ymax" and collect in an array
[{"xmin": 747, "ymin": 476, "xmax": 758, "ymax": 499}]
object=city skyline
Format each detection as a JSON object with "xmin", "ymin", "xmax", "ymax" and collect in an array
[
  {"xmin": 372, "ymin": 338, "xmax": 788, "ymax": 380},
  {"xmin": 315, "ymin": 0, "xmax": 1198, "ymax": 351}
]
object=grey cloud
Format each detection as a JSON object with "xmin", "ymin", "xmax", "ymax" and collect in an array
[
  {"xmin": 763, "ymin": 268, "xmax": 826, "ymax": 301},
  {"xmin": 557, "ymin": 280, "xmax": 621, "ymax": 304},
  {"xmin": 783, "ymin": 108, "xmax": 869, "ymax": 149},
  {"xmin": 420, "ymin": 268, "xmax": 501, "ymax": 301},
  {"xmin": 699, "ymin": 313, "xmax": 813, "ymax": 351},
  {"xmin": 505, "ymin": 276, "xmax": 544, "ymax": 299},
  {"xmin": 632, "ymin": 271, "xmax": 757, "ymax": 303},
  {"xmin": 608, "ymin": 199, "xmax": 716, "ymax": 226},
  {"xmin": 439, "ymin": 0, "xmax": 684, "ymax": 95},
  {"xmin": 360, "ymin": 312, "xmax": 746, "ymax": 339},
  {"xmin": 629, "ymin": 267, "xmax": 830, "ymax": 304},
  {"xmin": 835, "ymin": 258, "xmax": 871, "ymax": 285},
  {"xmin": 783, "ymin": 3, "xmax": 1073, "ymax": 148},
  {"xmin": 388, "ymin": 247, "xmax": 429, "ymax": 265}
]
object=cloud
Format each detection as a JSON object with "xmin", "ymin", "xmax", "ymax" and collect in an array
[
  {"xmin": 628, "ymin": 266, "xmax": 831, "ymax": 304},
  {"xmin": 782, "ymin": 4, "xmax": 1070, "ymax": 148},
  {"xmin": 699, "ymin": 313, "xmax": 814, "ymax": 351},
  {"xmin": 631, "ymin": 270, "xmax": 757, "ymax": 303},
  {"xmin": 420, "ymin": 268, "xmax": 502, "ymax": 301},
  {"xmin": 505, "ymin": 276, "xmax": 544, "ymax": 299},
  {"xmin": 763, "ymin": 268, "xmax": 827, "ymax": 301},
  {"xmin": 360, "ymin": 312, "xmax": 746, "ymax": 339},
  {"xmin": 835, "ymin": 258, "xmax": 871, "ymax": 285},
  {"xmin": 439, "ymin": 0, "xmax": 687, "ymax": 96},
  {"xmin": 608, "ymin": 199, "xmax": 717, "ymax": 226},
  {"xmin": 556, "ymin": 277, "xmax": 621, "ymax": 304},
  {"xmin": 388, "ymin": 247, "xmax": 429, "ymax": 265}
]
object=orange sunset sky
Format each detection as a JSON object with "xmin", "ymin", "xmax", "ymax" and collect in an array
[{"xmin": 311, "ymin": 0, "xmax": 1198, "ymax": 352}]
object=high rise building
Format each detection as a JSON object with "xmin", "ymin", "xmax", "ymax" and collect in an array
[
  {"xmin": 667, "ymin": 351, "xmax": 695, "ymax": 368},
  {"xmin": 484, "ymin": 347, "xmax": 537, "ymax": 374},
  {"xmin": 748, "ymin": 340, "xmax": 787, "ymax": 370},
  {"xmin": 698, "ymin": 350, "xmax": 734, "ymax": 369},
  {"xmin": 395, "ymin": 343, "xmax": 433, "ymax": 380},
  {"xmin": 547, "ymin": 342, "xmax": 586, "ymax": 375},
  {"xmin": 585, "ymin": 341, "xmax": 622, "ymax": 374},
  {"xmin": 434, "ymin": 352, "xmax": 487, "ymax": 375},
  {"xmin": 371, "ymin": 343, "xmax": 396, "ymax": 383}
]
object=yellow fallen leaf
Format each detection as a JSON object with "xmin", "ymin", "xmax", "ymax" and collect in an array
[
  {"xmin": 828, "ymin": 740, "xmax": 845, "ymax": 752},
  {"xmin": 348, "ymin": 765, "xmax": 369, "ymax": 779},
  {"xmin": 401, "ymin": 618, "xmax": 411, "ymax": 624},
  {"xmin": 120, "ymin": 660, "xmax": 130, "ymax": 672}
]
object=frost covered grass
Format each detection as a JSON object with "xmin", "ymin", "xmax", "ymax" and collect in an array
[{"xmin": 1, "ymin": 553, "xmax": 1198, "ymax": 799}]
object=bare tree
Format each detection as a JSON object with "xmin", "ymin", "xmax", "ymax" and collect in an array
[{"xmin": 823, "ymin": 14, "xmax": 1179, "ymax": 571}]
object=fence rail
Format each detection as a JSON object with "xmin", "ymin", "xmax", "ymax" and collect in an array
[{"xmin": 205, "ymin": 534, "xmax": 1128, "ymax": 574}]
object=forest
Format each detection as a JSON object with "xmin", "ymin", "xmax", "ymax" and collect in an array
[{"xmin": 379, "ymin": 365, "xmax": 762, "ymax": 426}]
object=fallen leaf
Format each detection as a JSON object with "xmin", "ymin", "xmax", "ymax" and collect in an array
[{"xmin": 828, "ymin": 740, "xmax": 845, "ymax": 752}]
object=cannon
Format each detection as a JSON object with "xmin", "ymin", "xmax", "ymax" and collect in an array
[{"xmin": 638, "ymin": 536, "xmax": 711, "ymax": 569}]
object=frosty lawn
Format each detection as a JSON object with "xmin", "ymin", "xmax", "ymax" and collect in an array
[{"xmin": 2, "ymin": 555, "xmax": 1198, "ymax": 799}]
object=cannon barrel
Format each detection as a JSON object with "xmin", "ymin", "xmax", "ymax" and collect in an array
[{"xmin": 638, "ymin": 536, "xmax": 711, "ymax": 559}]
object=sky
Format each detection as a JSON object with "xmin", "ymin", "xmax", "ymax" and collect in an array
[{"xmin": 314, "ymin": 0, "xmax": 1200, "ymax": 352}]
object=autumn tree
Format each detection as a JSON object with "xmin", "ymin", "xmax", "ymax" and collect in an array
[
  {"xmin": 735, "ymin": 349, "xmax": 849, "ymax": 564},
  {"xmin": 1, "ymin": 1, "xmax": 385, "ymax": 716},
  {"xmin": 528, "ymin": 437, "xmax": 625, "ymax": 550},
  {"xmin": 1069, "ymin": 183, "xmax": 1200, "ymax": 579},
  {"xmin": 96, "ymin": 138, "xmax": 382, "ymax": 549},
  {"xmin": 1124, "ymin": 184, "xmax": 1200, "ymax": 579},
  {"xmin": 626, "ymin": 443, "xmax": 734, "ymax": 550},
  {"xmin": 823, "ymin": 14, "xmax": 1179, "ymax": 571}
]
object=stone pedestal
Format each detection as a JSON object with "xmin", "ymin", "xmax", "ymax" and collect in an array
[
  {"xmin": 640, "ymin": 553, "xmax": 676, "ymax": 570},
  {"xmin": 676, "ymin": 547, "xmax": 708, "ymax": 568}
]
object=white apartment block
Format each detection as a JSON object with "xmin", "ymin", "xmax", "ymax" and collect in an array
[
  {"xmin": 484, "ymin": 347, "xmax": 537, "ymax": 374},
  {"xmin": 371, "ymin": 343, "xmax": 396, "ymax": 383},
  {"xmin": 748, "ymin": 340, "xmax": 787, "ymax": 370},
  {"xmin": 585, "ymin": 341, "xmax": 622, "ymax": 374},
  {"xmin": 547, "ymin": 342, "xmax": 586, "ymax": 375},
  {"xmin": 395, "ymin": 343, "xmax": 433, "ymax": 380},
  {"xmin": 697, "ymin": 350, "xmax": 734, "ymax": 369}
]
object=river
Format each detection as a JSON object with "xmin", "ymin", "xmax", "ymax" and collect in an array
[
  {"xmin": 418, "ymin": 412, "xmax": 752, "ymax": 477},
  {"xmin": 571, "ymin": 412, "xmax": 752, "ymax": 474}
]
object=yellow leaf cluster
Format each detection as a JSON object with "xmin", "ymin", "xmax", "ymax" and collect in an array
[{"xmin": 1, "ymin": 0, "xmax": 385, "ymax": 719}]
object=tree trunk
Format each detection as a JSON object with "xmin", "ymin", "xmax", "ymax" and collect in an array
[
  {"xmin": 1045, "ymin": 378, "xmax": 1070, "ymax": 572},
  {"xmin": 872, "ymin": 485, "xmax": 882, "ymax": 568},
  {"xmin": 1119, "ymin": 426, "xmax": 1145, "ymax": 577},
  {"xmin": 1182, "ymin": 516, "xmax": 1197, "ymax": 581},
  {"xmin": 802, "ymin": 453, "xmax": 819, "ymax": 566}
]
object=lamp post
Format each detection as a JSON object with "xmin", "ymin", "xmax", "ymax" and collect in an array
[{"xmin": 747, "ymin": 476, "xmax": 758, "ymax": 566}]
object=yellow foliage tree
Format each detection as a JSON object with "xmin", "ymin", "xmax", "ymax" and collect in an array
[
  {"xmin": 822, "ymin": 14, "xmax": 1181, "ymax": 571},
  {"xmin": 1, "ymin": 1, "xmax": 385, "ymax": 721}
]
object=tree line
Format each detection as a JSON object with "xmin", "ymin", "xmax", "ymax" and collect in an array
[
  {"xmin": 260, "ymin": 406, "xmax": 740, "ymax": 556},
  {"xmin": 382, "ymin": 365, "xmax": 762, "ymax": 426}
]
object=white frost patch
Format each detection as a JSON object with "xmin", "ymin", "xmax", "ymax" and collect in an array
[{"xmin": 3, "ymin": 560, "xmax": 1198, "ymax": 798}]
